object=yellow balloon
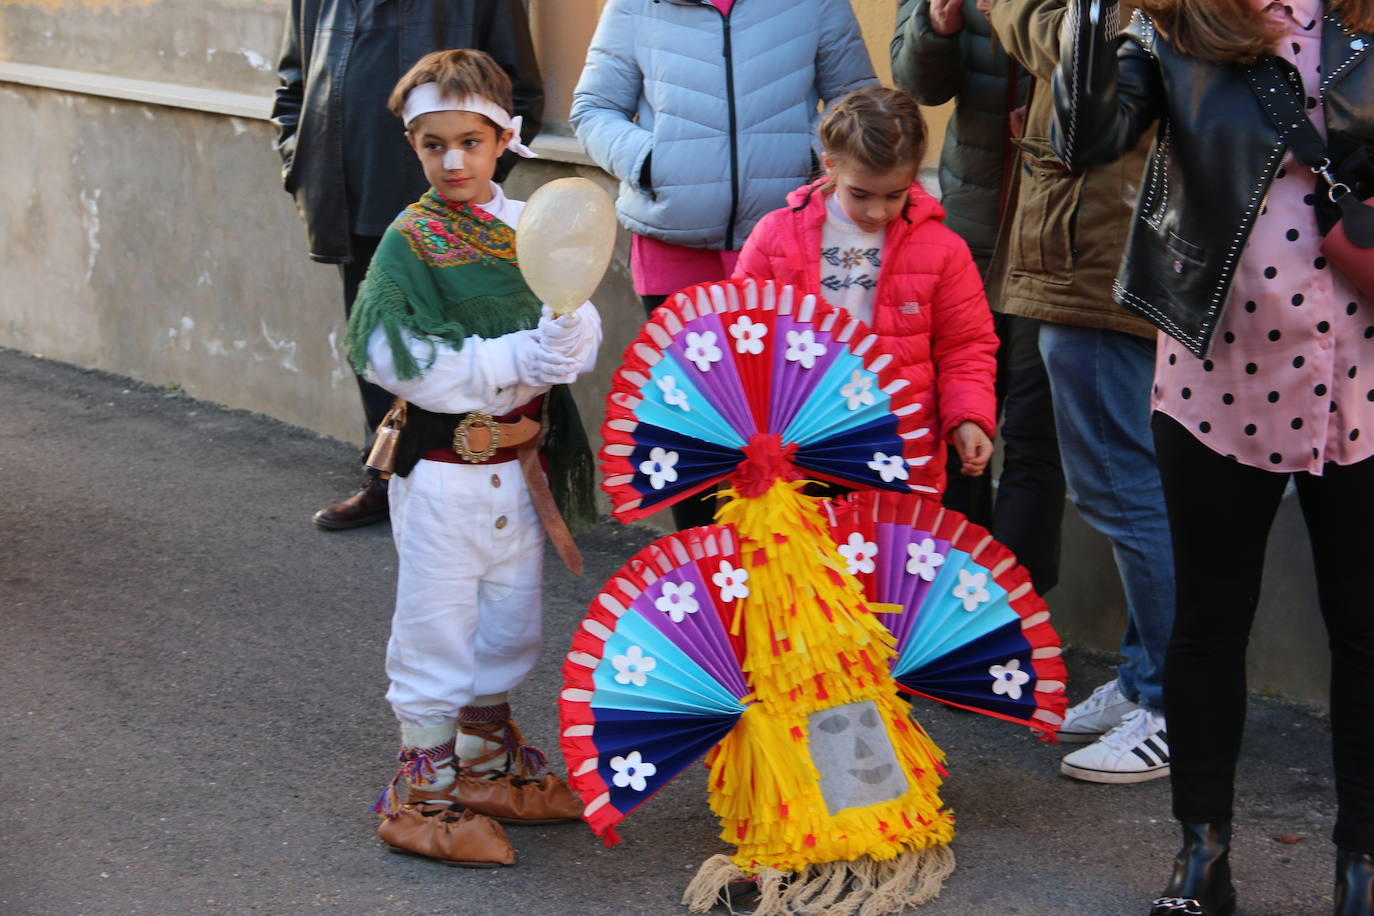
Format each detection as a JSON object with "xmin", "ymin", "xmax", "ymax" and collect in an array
[{"xmin": 516, "ymin": 177, "xmax": 618, "ymax": 316}]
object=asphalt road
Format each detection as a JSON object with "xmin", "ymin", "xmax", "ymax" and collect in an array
[{"xmin": 0, "ymin": 348, "xmax": 1342, "ymax": 915}]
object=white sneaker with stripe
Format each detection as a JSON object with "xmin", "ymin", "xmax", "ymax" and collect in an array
[
  {"xmin": 1060, "ymin": 707, "xmax": 1170, "ymax": 784},
  {"xmin": 1059, "ymin": 678, "xmax": 1140, "ymax": 744}
]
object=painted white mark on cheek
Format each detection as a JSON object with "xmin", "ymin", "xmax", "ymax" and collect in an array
[{"xmin": 443, "ymin": 149, "xmax": 464, "ymax": 171}]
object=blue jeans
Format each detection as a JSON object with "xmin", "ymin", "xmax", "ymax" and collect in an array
[{"xmin": 1038, "ymin": 324, "xmax": 1175, "ymax": 713}]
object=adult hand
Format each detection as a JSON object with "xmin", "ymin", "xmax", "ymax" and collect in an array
[
  {"xmin": 950, "ymin": 421, "xmax": 994, "ymax": 477},
  {"xmin": 930, "ymin": 0, "xmax": 965, "ymax": 35},
  {"xmin": 975, "ymin": 0, "xmax": 994, "ymax": 22}
]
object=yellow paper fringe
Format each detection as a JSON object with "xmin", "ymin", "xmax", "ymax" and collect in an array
[
  {"xmin": 682, "ymin": 845, "xmax": 957, "ymax": 916},
  {"xmin": 704, "ymin": 481, "xmax": 955, "ymax": 873}
]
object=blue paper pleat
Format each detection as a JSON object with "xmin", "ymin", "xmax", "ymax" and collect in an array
[
  {"xmin": 894, "ymin": 674, "xmax": 1034, "ymax": 722},
  {"xmin": 590, "ymin": 708, "xmax": 743, "ymax": 815},
  {"xmin": 892, "ymin": 548, "xmax": 1016, "ymax": 678},
  {"xmin": 592, "ymin": 614, "xmax": 747, "ymax": 716},
  {"xmin": 896, "ymin": 621, "xmax": 1039, "ymax": 721},
  {"xmin": 637, "ymin": 354, "xmax": 748, "ymax": 449},
  {"xmin": 627, "ymin": 425, "xmax": 742, "ymax": 507},
  {"xmin": 781, "ymin": 349, "xmax": 895, "ymax": 446}
]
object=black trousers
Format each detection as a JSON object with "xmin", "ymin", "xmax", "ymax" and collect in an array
[
  {"xmin": 1154, "ymin": 412, "xmax": 1374, "ymax": 853},
  {"xmin": 341, "ymin": 234, "xmax": 398, "ymax": 465},
  {"xmin": 959, "ymin": 315, "xmax": 1064, "ymax": 594}
]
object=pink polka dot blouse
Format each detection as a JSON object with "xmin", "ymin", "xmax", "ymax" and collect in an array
[{"xmin": 1151, "ymin": 0, "xmax": 1374, "ymax": 473}]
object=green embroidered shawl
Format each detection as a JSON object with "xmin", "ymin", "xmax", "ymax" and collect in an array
[{"xmin": 344, "ymin": 190, "xmax": 597, "ymax": 533}]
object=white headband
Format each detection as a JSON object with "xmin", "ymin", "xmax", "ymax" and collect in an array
[{"xmin": 402, "ymin": 83, "xmax": 538, "ymax": 158}]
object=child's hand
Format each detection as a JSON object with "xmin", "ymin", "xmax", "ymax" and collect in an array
[
  {"xmin": 950, "ymin": 421, "xmax": 993, "ymax": 477},
  {"xmin": 539, "ymin": 305, "xmax": 590, "ymax": 356}
]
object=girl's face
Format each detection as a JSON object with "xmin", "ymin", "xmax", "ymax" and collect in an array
[
  {"xmin": 406, "ymin": 109, "xmax": 513, "ymax": 206},
  {"xmin": 825, "ymin": 157, "xmax": 918, "ymax": 234}
]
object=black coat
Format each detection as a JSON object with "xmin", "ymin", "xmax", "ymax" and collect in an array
[
  {"xmin": 1052, "ymin": 2, "xmax": 1374, "ymax": 356},
  {"xmin": 271, "ymin": 0, "xmax": 544, "ymax": 263}
]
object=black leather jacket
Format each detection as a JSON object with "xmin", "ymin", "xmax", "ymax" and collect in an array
[
  {"xmin": 1052, "ymin": 2, "xmax": 1374, "ymax": 356},
  {"xmin": 271, "ymin": 0, "xmax": 543, "ymax": 264}
]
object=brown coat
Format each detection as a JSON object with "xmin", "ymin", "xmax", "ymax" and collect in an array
[{"xmin": 987, "ymin": 0, "xmax": 1156, "ymax": 338}]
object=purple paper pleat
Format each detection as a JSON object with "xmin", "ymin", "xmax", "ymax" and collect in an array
[
  {"xmin": 767, "ymin": 315, "xmax": 844, "ymax": 434},
  {"xmin": 631, "ymin": 562, "xmax": 750, "ymax": 700},
  {"xmin": 871, "ymin": 523, "xmax": 948, "ymax": 646},
  {"xmin": 666, "ymin": 313, "xmax": 759, "ymax": 441}
]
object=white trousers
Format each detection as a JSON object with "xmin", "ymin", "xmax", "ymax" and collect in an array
[{"xmin": 385, "ymin": 458, "xmax": 544, "ymax": 728}]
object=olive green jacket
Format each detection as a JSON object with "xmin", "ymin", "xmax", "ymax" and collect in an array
[{"xmin": 986, "ymin": 0, "xmax": 1155, "ymax": 337}]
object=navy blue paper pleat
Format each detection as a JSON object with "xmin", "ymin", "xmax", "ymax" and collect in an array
[{"xmin": 591, "ymin": 708, "xmax": 743, "ymax": 815}]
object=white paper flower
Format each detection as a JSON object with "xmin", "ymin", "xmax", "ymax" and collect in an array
[
  {"xmin": 609, "ymin": 750, "xmax": 657, "ymax": 792},
  {"xmin": 837, "ymin": 532, "xmax": 878, "ymax": 575},
  {"xmin": 611, "ymin": 645, "xmax": 657, "ymax": 687},
  {"xmin": 729, "ymin": 316, "xmax": 767, "ymax": 355},
  {"xmin": 839, "ymin": 370, "xmax": 876, "ymax": 411},
  {"xmin": 683, "ymin": 330, "xmax": 723, "ymax": 372},
  {"xmin": 953, "ymin": 568, "xmax": 991, "ymax": 612},
  {"xmin": 784, "ymin": 328, "xmax": 827, "ymax": 369},
  {"xmin": 656, "ymin": 374, "xmax": 691, "ymax": 412},
  {"xmin": 711, "ymin": 560, "xmax": 750, "ymax": 603},
  {"xmin": 654, "ymin": 580, "xmax": 700, "ymax": 623},
  {"xmin": 639, "ymin": 447, "xmax": 679, "ymax": 490},
  {"xmin": 867, "ymin": 451, "xmax": 910, "ymax": 483},
  {"xmin": 989, "ymin": 658, "xmax": 1030, "ymax": 700},
  {"xmin": 905, "ymin": 538, "xmax": 945, "ymax": 581}
]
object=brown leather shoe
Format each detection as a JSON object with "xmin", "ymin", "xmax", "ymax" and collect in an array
[
  {"xmin": 447, "ymin": 769, "xmax": 584, "ymax": 824},
  {"xmin": 376, "ymin": 802, "xmax": 515, "ymax": 867},
  {"xmin": 313, "ymin": 475, "xmax": 388, "ymax": 529}
]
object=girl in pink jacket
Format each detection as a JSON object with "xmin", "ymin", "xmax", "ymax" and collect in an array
[{"xmin": 733, "ymin": 86, "xmax": 998, "ymax": 495}]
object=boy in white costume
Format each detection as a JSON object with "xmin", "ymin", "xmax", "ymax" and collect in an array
[{"xmin": 344, "ymin": 49, "xmax": 601, "ymax": 865}]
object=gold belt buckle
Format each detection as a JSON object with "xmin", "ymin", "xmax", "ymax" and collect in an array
[{"xmin": 453, "ymin": 413, "xmax": 499, "ymax": 463}]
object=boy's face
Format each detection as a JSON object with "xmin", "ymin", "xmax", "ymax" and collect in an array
[{"xmin": 406, "ymin": 110, "xmax": 513, "ymax": 206}]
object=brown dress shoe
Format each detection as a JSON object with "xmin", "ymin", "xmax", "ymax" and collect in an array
[
  {"xmin": 377, "ymin": 802, "xmax": 515, "ymax": 867},
  {"xmin": 446, "ymin": 769, "xmax": 584, "ymax": 824},
  {"xmin": 313, "ymin": 475, "xmax": 388, "ymax": 529}
]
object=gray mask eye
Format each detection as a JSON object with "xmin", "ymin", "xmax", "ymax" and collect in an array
[{"xmin": 815, "ymin": 714, "xmax": 850, "ymax": 735}]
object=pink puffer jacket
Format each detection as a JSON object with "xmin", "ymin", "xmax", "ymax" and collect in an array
[{"xmin": 734, "ymin": 178, "xmax": 998, "ymax": 494}]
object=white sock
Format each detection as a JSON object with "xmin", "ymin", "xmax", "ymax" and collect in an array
[{"xmin": 457, "ymin": 693, "xmax": 510, "ymax": 773}]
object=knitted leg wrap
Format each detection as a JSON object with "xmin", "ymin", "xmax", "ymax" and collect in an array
[{"xmin": 457, "ymin": 701, "xmax": 548, "ymax": 777}]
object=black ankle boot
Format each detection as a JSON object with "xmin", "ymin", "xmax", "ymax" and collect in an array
[
  {"xmin": 1148, "ymin": 822, "xmax": 1236, "ymax": 916},
  {"xmin": 1335, "ymin": 849, "xmax": 1374, "ymax": 916}
]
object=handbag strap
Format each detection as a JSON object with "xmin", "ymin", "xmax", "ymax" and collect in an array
[{"xmin": 1246, "ymin": 55, "xmax": 1354, "ymax": 201}]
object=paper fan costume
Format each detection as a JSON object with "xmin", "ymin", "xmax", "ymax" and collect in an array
[{"xmin": 560, "ymin": 280, "xmax": 1066, "ymax": 915}]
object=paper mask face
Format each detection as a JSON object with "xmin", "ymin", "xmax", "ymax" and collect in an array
[
  {"xmin": 443, "ymin": 149, "xmax": 465, "ymax": 171},
  {"xmin": 808, "ymin": 700, "xmax": 909, "ymax": 815}
]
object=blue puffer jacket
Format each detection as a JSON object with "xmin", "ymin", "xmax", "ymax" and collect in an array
[{"xmin": 571, "ymin": 0, "xmax": 876, "ymax": 251}]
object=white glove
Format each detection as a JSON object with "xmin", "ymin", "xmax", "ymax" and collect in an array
[
  {"xmin": 538, "ymin": 309, "xmax": 586, "ymax": 358},
  {"xmin": 515, "ymin": 333, "xmax": 581, "ymax": 388}
]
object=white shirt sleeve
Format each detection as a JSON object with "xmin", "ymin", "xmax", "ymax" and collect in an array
[
  {"xmin": 364, "ymin": 325, "xmax": 546, "ymax": 415},
  {"xmin": 364, "ymin": 302, "xmax": 602, "ymax": 416}
]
